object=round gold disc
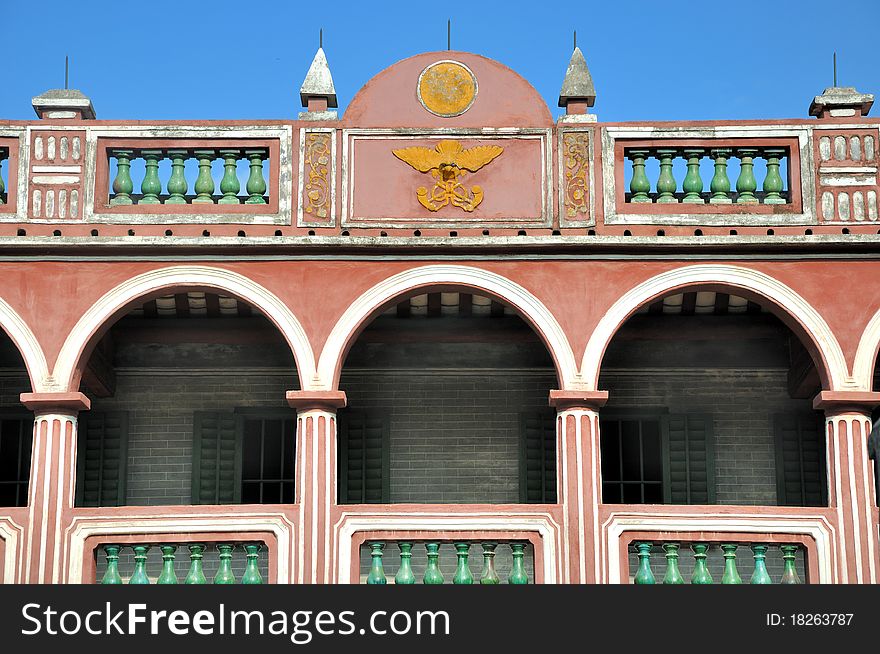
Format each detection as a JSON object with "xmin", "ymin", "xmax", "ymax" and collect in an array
[{"xmin": 417, "ymin": 60, "xmax": 478, "ymax": 117}]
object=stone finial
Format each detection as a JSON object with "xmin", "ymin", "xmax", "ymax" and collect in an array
[
  {"xmin": 558, "ymin": 46, "xmax": 596, "ymax": 114},
  {"xmin": 32, "ymin": 88, "xmax": 96, "ymax": 120},
  {"xmin": 299, "ymin": 47, "xmax": 337, "ymax": 119},
  {"xmin": 809, "ymin": 86, "xmax": 874, "ymax": 119}
]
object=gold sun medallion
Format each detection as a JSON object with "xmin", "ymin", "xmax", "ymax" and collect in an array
[{"xmin": 417, "ymin": 61, "xmax": 478, "ymax": 117}]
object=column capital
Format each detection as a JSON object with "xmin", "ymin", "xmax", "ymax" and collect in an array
[
  {"xmin": 286, "ymin": 390, "xmax": 347, "ymax": 412},
  {"xmin": 549, "ymin": 389, "xmax": 608, "ymax": 411},
  {"xmin": 20, "ymin": 391, "xmax": 90, "ymax": 414},
  {"xmin": 812, "ymin": 390, "xmax": 880, "ymax": 413}
]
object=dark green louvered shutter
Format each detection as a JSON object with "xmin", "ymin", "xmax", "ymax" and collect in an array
[
  {"xmin": 662, "ymin": 414, "xmax": 715, "ymax": 504},
  {"xmin": 338, "ymin": 410, "xmax": 389, "ymax": 503},
  {"xmin": 75, "ymin": 412, "xmax": 129, "ymax": 507},
  {"xmin": 192, "ymin": 412, "xmax": 241, "ymax": 504},
  {"xmin": 520, "ymin": 412, "xmax": 557, "ymax": 503},
  {"xmin": 774, "ymin": 413, "xmax": 827, "ymax": 507}
]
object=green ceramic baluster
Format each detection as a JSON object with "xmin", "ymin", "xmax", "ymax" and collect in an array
[
  {"xmin": 655, "ymin": 149, "xmax": 678, "ymax": 203},
  {"xmin": 185, "ymin": 544, "xmax": 207, "ymax": 585},
  {"xmin": 780, "ymin": 545, "xmax": 802, "ymax": 584},
  {"xmin": 157, "ymin": 545, "xmax": 178, "ymax": 584},
  {"xmin": 721, "ymin": 544, "xmax": 742, "ymax": 584},
  {"xmin": 662, "ymin": 542, "xmax": 684, "ymax": 584},
  {"xmin": 165, "ymin": 149, "xmax": 188, "ymax": 204},
  {"xmin": 735, "ymin": 148, "xmax": 759, "ymax": 204},
  {"xmin": 423, "ymin": 543, "xmax": 444, "ymax": 584},
  {"xmin": 244, "ymin": 150, "xmax": 267, "ymax": 204},
  {"xmin": 479, "ymin": 542, "xmax": 499, "ymax": 585},
  {"xmin": 192, "ymin": 150, "xmax": 216, "ymax": 203},
  {"xmin": 508, "ymin": 543, "xmax": 529, "ymax": 585},
  {"xmin": 709, "ymin": 148, "xmax": 733, "ymax": 204},
  {"xmin": 750, "ymin": 544, "xmax": 773, "ymax": 584},
  {"xmin": 241, "ymin": 544, "xmax": 263, "ymax": 584},
  {"xmin": 110, "ymin": 149, "xmax": 134, "ymax": 206},
  {"xmin": 129, "ymin": 545, "xmax": 151, "ymax": 584},
  {"xmin": 691, "ymin": 543, "xmax": 713, "ymax": 584},
  {"xmin": 395, "ymin": 542, "xmax": 416, "ymax": 585},
  {"xmin": 139, "ymin": 150, "xmax": 162, "ymax": 204},
  {"xmin": 628, "ymin": 149, "xmax": 652, "ymax": 203},
  {"xmin": 762, "ymin": 148, "xmax": 786, "ymax": 204},
  {"xmin": 452, "ymin": 543, "xmax": 473, "ymax": 584},
  {"xmin": 101, "ymin": 545, "xmax": 124, "ymax": 584},
  {"xmin": 366, "ymin": 542, "xmax": 387, "ymax": 585},
  {"xmin": 682, "ymin": 148, "xmax": 705, "ymax": 203},
  {"xmin": 218, "ymin": 149, "xmax": 242, "ymax": 204},
  {"xmin": 633, "ymin": 542, "xmax": 655, "ymax": 584},
  {"xmin": 214, "ymin": 544, "xmax": 236, "ymax": 584}
]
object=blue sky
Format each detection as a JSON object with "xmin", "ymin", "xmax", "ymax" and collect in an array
[{"xmin": 2, "ymin": 0, "xmax": 879, "ymax": 122}]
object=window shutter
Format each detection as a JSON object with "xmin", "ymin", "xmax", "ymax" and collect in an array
[
  {"xmin": 75, "ymin": 412, "xmax": 129, "ymax": 507},
  {"xmin": 519, "ymin": 412, "xmax": 557, "ymax": 503},
  {"xmin": 662, "ymin": 414, "xmax": 715, "ymax": 504},
  {"xmin": 338, "ymin": 410, "xmax": 389, "ymax": 503},
  {"xmin": 192, "ymin": 412, "xmax": 241, "ymax": 504},
  {"xmin": 774, "ymin": 413, "xmax": 826, "ymax": 507}
]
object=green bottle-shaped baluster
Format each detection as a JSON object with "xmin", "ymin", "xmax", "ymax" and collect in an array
[
  {"xmin": 709, "ymin": 149, "xmax": 733, "ymax": 204},
  {"xmin": 628, "ymin": 149, "xmax": 652, "ymax": 203},
  {"xmin": 192, "ymin": 150, "xmax": 216, "ymax": 204},
  {"xmin": 681, "ymin": 149, "xmax": 705, "ymax": 203},
  {"xmin": 479, "ymin": 542, "xmax": 500, "ymax": 585},
  {"xmin": 780, "ymin": 545, "xmax": 802, "ymax": 584},
  {"xmin": 721, "ymin": 544, "xmax": 742, "ymax": 584},
  {"xmin": 366, "ymin": 542, "xmax": 387, "ymax": 585},
  {"xmin": 110, "ymin": 150, "xmax": 134, "ymax": 205},
  {"xmin": 633, "ymin": 542, "xmax": 655, "ymax": 584},
  {"xmin": 662, "ymin": 542, "xmax": 684, "ymax": 584},
  {"xmin": 185, "ymin": 544, "xmax": 207, "ymax": 585},
  {"xmin": 213, "ymin": 544, "xmax": 237, "ymax": 584},
  {"xmin": 244, "ymin": 150, "xmax": 267, "ymax": 204},
  {"xmin": 655, "ymin": 149, "xmax": 678, "ymax": 203},
  {"xmin": 139, "ymin": 150, "xmax": 163, "ymax": 204},
  {"xmin": 762, "ymin": 148, "xmax": 786, "ymax": 204},
  {"xmin": 218, "ymin": 149, "xmax": 242, "ymax": 204},
  {"xmin": 691, "ymin": 543, "xmax": 713, "ymax": 584},
  {"xmin": 157, "ymin": 545, "xmax": 178, "ymax": 584},
  {"xmin": 750, "ymin": 544, "xmax": 773, "ymax": 584},
  {"xmin": 452, "ymin": 543, "xmax": 473, "ymax": 585},
  {"xmin": 241, "ymin": 544, "xmax": 263, "ymax": 584},
  {"xmin": 735, "ymin": 148, "xmax": 759, "ymax": 204},
  {"xmin": 129, "ymin": 545, "xmax": 151, "ymax": 584},
  {"xmin": 101, "ymin": 545, "xmax": 124, "ymax": 584},
  {"xmin": 395, "ymin": 542, "xmax": 416, "ymax": 585},
  {"xmin": 508, "ymin": 543, "xmax": 529, "ymax": 584},
  {"xmin": 423, "ymin": 543, "xmax": 444, "ymax": 585},
  {"xmin": 165, "ymin": 150, "xmax": 188, "ymax": 204}
]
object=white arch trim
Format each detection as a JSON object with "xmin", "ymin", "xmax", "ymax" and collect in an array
[
  {"xmin": 581, "ymin": 264, "xmax": 851, "ymax": 391},
  {"xmin": 852, "ymin": 308, "xmax": 880, "ymax": 391},
  {"xmin": 0, "ymin": 298, "xmax": 50, "ymax": 392},
  {"xmin": 53, "ymin": 266, "xmax": 317, "ymax": 391},
  {"xmin": 316, "ymin": 265, "xmax": 579, "ymax": 390}
]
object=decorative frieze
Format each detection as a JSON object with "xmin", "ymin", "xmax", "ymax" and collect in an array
[{"xmin": 298, "ymin": 129, "xmax": 335, "ymax": 226}]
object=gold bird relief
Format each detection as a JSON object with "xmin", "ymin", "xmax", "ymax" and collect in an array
[{"xmin": 392, "ymin": 139, "xmax": 503, "ymax": 212}]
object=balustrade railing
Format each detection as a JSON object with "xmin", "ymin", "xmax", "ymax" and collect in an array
[
  {"xmin": 622, "ymin": 146, "xmax": 793, "ymax": 208},
  {"xmin": 97, "ymin": 542, "xmax": 267, "ymax": 584},
  {"xmin": 629, "ymin": 541, "xmax": 805, "ymax": 584},
  {"xmin": 103, "ymin": 147, "xmax": 271, "ymax": 208},
  {"xmin": 361, "ymin": 541, "xmax": 532, "ymax": 585}
]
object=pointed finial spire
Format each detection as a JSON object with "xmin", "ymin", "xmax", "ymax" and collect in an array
[
  {"xmin": 299, "ymin": 42, "xmax": 337, "ymax": 117},
  {"xmin": 558, "ymin": 45, "xmax": 596, "ymax": 114}
]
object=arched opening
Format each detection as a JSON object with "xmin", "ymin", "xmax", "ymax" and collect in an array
[
  {"xmin": 0, "ymin": 331, "xmax": 33, "ymax": 507},
  {"xmin": 74, "ymin": 289, "xmax": 299, "ymax": 510}
]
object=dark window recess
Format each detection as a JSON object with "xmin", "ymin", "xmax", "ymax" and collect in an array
[
  {"xmin": 520, "ymin": 411, "xmax": 557, "ymax": 503},
  {"xmin": 661, "ymin": 414, "xmax": 716, "ymax": 504},
  {"xmin": 239, "ymin": 414, "xmax": 296, "ymax": 504},
  {"xmin": 193, "ymin": 412, "xmax": 240, "ymax": 504},
  {"xmin": 0, "ymin": 415, "xmax": 32, "ymax": 507},
  {"xmin": 774, "ymin": 413, "xmax": 827, "ymax": 507},
  {"xmin": 75, "ymin": 412, "xmax": 129, "ymax": 507},
  {"xmin": 338, "ymin": 410, "xmax": 389, "ymax": 504}
]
